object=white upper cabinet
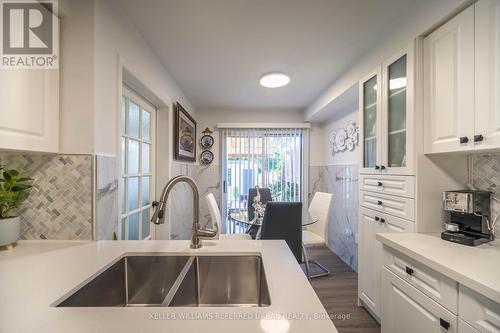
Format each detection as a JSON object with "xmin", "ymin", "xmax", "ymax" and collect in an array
[
  {"xmin": 0, "ymin": 70, "xmax": 59, "ymax": 153},
  {"xmin": 424, "ymin": 1, "xmax": 500, "ymax": 154},
  {"xmin": 474, "ymin": 0, "xmax": 500, "ymax": 149},
  {"xmin": 423, "ymin": 5, "xmax": 475, "ymax": 154},
  {"xmin": 359, "ymin": 44, "xmax": 414, "ymax": 175}
]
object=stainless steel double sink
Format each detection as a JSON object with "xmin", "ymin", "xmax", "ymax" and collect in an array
[{"xmin": 56, "ymin": 254, "xmax": 270, "ymax": 307}]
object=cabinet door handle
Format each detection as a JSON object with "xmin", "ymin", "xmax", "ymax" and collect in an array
[
  {"xmin": 375, "ymin": 165, "xmax": 380, "ymax": 170},
  {"xmin": 377, "ymin": 182, "xmax": 383, "ymax": 187},
  {"xmin": 474, "ymin": 134, "xmax": 484, "ymax": 142},
  {"xmin": 380, "ymin": 218, "xmax": 386, "ymax": 223},
  {"xmin": 380, "ymin": 165, "xmax": 386, "ymax": 170},
  {"xmin": 374, "ymin": 216, "xmax": 380, "ymax": 221},
  {"xmin": 439, "ymin": 318, "xmax": 450, "ymax": 330},
  {"xmin": 377, "ymin": 200, "xmax": 383, "ymax": 205},
  {"xmin": 460, "ymin": 136, "xmax": 469, "ymax": 144},
  {"xmin": 405, "ymin": 266, "xmax": 414, "ymax": 275}
]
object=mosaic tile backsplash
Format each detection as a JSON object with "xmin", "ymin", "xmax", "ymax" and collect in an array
[
  {"xmin": 469, "ymin": 153, "xmax": 500, "ymax": 236},
  {"xmin": 0, "ymin": 153, "xmax": 93, "ymax": 240}
]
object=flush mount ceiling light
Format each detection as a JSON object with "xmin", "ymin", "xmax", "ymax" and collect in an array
[{"xmin": 259, "ymin": 72, "xmax": 290, "ymax": 88}]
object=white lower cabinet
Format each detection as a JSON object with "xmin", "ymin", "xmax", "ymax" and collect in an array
[
  {"xmin": 459, "ymin": 319, "xmax": 480, "ymax": 333},
  {"xmin": 381, "ymin": 268, "xmax": 458, "ymax": 333},
  {"xmin": 358, "ymin": 207, "xmax": 414, "ymax": 319},
  {"xmin": 459, "ymin": 285, "xmax": 500, "ymax": 333}
]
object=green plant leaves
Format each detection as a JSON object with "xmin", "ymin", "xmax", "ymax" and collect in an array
[{"xmin": 0, "ymin": 167, "xmax": 33, "ymax": 219}]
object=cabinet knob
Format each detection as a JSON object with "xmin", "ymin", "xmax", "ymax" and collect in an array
[
  {"xmin": 375, "ymin": 216, "xmax": 380, "ymax": 221},
  {"xmin": 474, "ymin": 134, "xmax": 484, "ymax": 142},
  {"xmin": 380, "ymin": 218, "xmax": 386, "ymax": 223},
  {"xmin": 375, "ymin": 165, "xmax": 380, "ymax": 170},
  {"xmin": 405, "ymin": 266, "xmax": 414, "ymax": 275},
  {"xmin": 377, "ymin": 200, "xmax": 383, "ymax": 205},
  {"xmin": 377, "ymin": 182, "xmax": 383, "ymax": 187},
  {"xmin": 459, "ymin": 136, "xmax": 469, "ymax": 144},
  {"xmin": 439, "ymin": 318, "xmax": 450, "ymax": 330},
  {"xmin": 380, "ymin": 165, "xmax": 386, "ymax": 170}
]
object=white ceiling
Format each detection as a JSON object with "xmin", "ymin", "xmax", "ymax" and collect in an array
[{"xmin": 118, "ymin": 0, "xmax": 440, "ymax": 111}]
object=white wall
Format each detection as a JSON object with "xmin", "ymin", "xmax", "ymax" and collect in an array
[
  {"xmin": 93, "ymin": 0, "xmax": 195, "ymax": 156},
  {"xmin": 196, "ymin": 108, "xmax": 304, "ymax": 165},
  {"xmin": 322, "ymin": 109, "xmax": 359, "ymax": 166},
  {"xmin": 306, "ymin": 0, "xmax": 470, "ymax": 121}
]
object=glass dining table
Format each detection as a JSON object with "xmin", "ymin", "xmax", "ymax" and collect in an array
[{"xmin": 228, "ymin": 208, "xmax": 319, "ymax": 236}]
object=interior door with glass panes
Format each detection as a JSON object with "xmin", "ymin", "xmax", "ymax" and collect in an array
[
  {"xmin": 381, "ymin": 44, "xmax": 414, "ymax": 175},
  {"xmin": 120, "ymin": 87, "xmax": 156, "ymax": 240},
  {"xmin": 359, "ymin": 67, "xmax": 383, "ymax": 174}
]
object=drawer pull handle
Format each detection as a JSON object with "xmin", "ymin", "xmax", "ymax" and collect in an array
[
  {"xmin": 377, "ymin": 182, "xmax": 383, "ymax": 187},
  {"xmin": 375, "ymin": 165, "xmax": 380, "ymax": 170},
  {"xmin": 405, "ymin": 266, "xmax": 414, "ymax": 275},
  {"xmin": 374, "ymin": 216, "xmax": 380, "ymax": 221},
  {"xmin": 377, "ymin": 200, "xmax": 383, "ymax": 205},
  {"xmin": 439, "ymin": 318, "xmax": 450, "ymax": 330},
  {"xmin": 380, "ymin": 165, "xmax": 386, "ymax": 170},
  {"xmin": 460, "ymin": 136, "xmax": 469, "ymax": 144},
  {"xmin": 380, "ymin": 218, "xmax": 385, "ymax": 223}
]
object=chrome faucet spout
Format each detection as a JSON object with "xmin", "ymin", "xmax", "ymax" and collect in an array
[{"xmin": 151, "ymin": 175, "xmax": 218, "ymax": 249}]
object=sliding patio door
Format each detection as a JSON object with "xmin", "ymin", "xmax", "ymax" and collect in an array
[{"xmin": 220, "ymin": 127, "xmax": 305, "ymax": 233}]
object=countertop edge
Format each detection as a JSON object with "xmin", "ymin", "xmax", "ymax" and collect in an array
[{"xmin": 376, "ymin": 233, "xmax": 500, "ymax": 304}]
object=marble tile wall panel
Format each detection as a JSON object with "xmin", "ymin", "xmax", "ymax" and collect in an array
[
  {"xmin": 193, "ymin": 165, "xmax": 221, "ymax": 229},
  {"xmin": 309, "ymin": 164, "xmax": 359, "ymax": 272},
  {"xmin": 0, "ymin": 153, "xmax": 93, "ymax": 240},
  {"xmin": 169, "ymin": 162, "xmax": 195, "ymax": 240},
  {"xmin": 95, "ymin": 155, "xmax": 118, "ymax": 240}
]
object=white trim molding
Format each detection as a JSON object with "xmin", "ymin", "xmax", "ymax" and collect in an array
[{"xmin": 217, "ymin": 122, "xmax": 311, "ymax": 129}]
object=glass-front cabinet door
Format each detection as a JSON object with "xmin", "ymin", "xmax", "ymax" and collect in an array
[
  {"xmin": 381, "ymin": 44, "xmax": 414, "ymax": 175},
  {"xmin": 360, "ymin": 68, "xmax": 382, "ymax": 174}
]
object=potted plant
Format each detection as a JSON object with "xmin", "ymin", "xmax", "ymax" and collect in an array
[{"xmin": 0, "ymin": 166, "xmax": 33, "ymax": 248}]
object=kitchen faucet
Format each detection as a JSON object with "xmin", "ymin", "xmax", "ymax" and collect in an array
[{"xmin": 151, "ymin": 175, "xmax": 218, "ymax": 249}]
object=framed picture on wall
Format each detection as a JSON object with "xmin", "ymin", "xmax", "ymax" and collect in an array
[{"xmin": 174, "ymin": 102, "xmax": 196, "ymax": 162}]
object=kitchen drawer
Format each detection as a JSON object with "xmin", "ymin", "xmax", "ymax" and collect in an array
[
  {"xmin": 382, "ymin": 268, "xmax": 458, "ymax": 333},
  {"xmin": 360, "ymin": 191, "xmax": 415, "ymax": 221},
  {"xmin": 359, "ymin": 174, "xmax": 415, "ymax": 198},
  {"xmin": 383, "ymin": 247, "xmax": 458, "ymax": 314},
  {"xmin": 459, "ymin": 285, "xmax": 500, "ymax": 333},
  {"xmin": 458, "ymin": 319, "xmax": 480, "ymax": 333}
]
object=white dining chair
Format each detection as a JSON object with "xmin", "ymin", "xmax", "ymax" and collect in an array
[
  {"xmin": 302, "ymin": 191, "xmax": 333, "ymax": 278},
  {"xmin": 205, "ymin": 193, "xmax": 251, "ymax": 240}
]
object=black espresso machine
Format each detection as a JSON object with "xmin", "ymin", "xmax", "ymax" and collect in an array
[{"xmin": 442, "ymin": 190, "xmax": 493, "ymax": 246}]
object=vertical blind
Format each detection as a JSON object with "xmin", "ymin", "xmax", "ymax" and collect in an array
[{"xmin": 221, "ymin": 127, "xmax": 305, "ymax": 232}]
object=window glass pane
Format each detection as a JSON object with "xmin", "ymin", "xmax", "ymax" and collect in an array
[
  {"xmin": 121, "ymin": 178, "xmax": 126, "ymax": 214},
  {"xmin": 128, "ymin": 101, "xmax": 140, "ymax": 138},
  {"xmin": 142, "ymin": 110, "xmax": 151, "ymax": 141},
  {"xmin": 141, "ymin": 143, "xmax": 150, "ymax": 173},
  {"xmin": 142, "ymin": 209, "xmax": 150, "ymax": 239},
  {"xmin": 121, "ymin": 217, "xmax": 126, "ymax": 240},
  {"xmin": 388, "ymin": 55, "xmax": 407, "ymax": 168},
  {"xmin": 121, "ymin": 96, "xmax": 126, "ymax": 135},
  {"xmin": 121, "ymin": 137, "xmax": 126, "ymax": 174},
  {"xmin": 141, "ymin": 176, "xmax": 150, "ymax": 205},
  {"xmin": 128, "ymin": 177, "xmax": 139, "ymax": 211},
  {"xmin": 128, "ymin": 139, "xmax": 139, "ymax": 174},
  {"xmin": 129, "ymin": 213, "xmax": 139, "ymax": 240},
  {"xmin": 363, "ymin": 75, "xmax": 377, "ymax": 168}
]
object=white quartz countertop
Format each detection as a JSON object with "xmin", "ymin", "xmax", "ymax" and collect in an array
[
  {"xmin": 0, "ymin": 240, "xmax": 337, "ymax": 333},
  {"xmin": 376, "ymin": 233, "xmax": 500, "ymax": 304}
]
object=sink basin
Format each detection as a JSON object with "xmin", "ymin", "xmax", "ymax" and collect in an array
[
  {"xmin": 55, "ymin": 254, "xmax": 270, "ymax": 307},
  {"xmin": 169, "ymin": 255, "xmax": 270, "ymax": 307}
]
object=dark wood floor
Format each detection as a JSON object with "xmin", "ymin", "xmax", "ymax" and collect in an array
[{"xmin": 306, "ymin": 246, "xmax": 381, "ymax": 333}]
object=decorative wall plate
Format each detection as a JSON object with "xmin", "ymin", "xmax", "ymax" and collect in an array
[
  {"xmin": 200, "ymin": 150, "xmax": 214, "ymax": 164},
  {"xmin": 200, "ymin": 134, "xmax": 214, "ymax": 149},
  {"xmin": 330, "ymin": 121, "xmax": 359, "ymax": 155}
]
